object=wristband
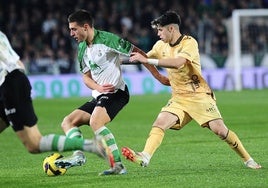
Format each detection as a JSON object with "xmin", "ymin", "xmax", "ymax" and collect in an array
[{"xmin": 147, "ymin": 59, "xmax": 159, "ymax": 66}]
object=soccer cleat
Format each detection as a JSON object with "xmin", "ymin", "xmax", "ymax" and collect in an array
[
  {"xmin": 244, "ymin": 158, "xmax": 262, "ymax": 169},
  {"xmin": 94, "ymin": 135, "xmax": 115, "ymax": 168},
  {"xmin": 99, "ymin": 162, "xmax": 127, "ymax": 176},
  {"xmin": 121, "ymin": 147, "xmax": 148, "ymax": 167},
  {"xmin": 54, "ymin": 150, "xmax": 86, "ymax": 169}
]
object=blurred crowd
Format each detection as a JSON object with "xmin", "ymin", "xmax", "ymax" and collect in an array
[{"xmin": 0, "ymin": 0, "xmax": 267, "ymax": 74}]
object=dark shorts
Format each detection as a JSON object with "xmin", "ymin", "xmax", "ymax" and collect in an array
[
  {"xmin": 78, "ymin": 85, "xmax": 129, "ymax": 120},
  {"xmin": 0, "ymin": 70, "xmax": 38, "ymax": 131}
]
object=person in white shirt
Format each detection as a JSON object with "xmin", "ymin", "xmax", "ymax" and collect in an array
[
  {"xmin": 56, "ymin": 9, "xmax": 169, "ymax": 176},
  {"xmin": 0, "ymin": 30, "xmax": 113, "ymax": 171}
]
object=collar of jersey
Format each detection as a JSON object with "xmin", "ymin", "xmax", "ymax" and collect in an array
[{"xmin": 169, "ymin": 34, "xmax": 184, "ymax": 47}]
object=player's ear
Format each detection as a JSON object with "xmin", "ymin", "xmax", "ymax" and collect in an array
[
  {"xmin": 167, "ymin": 25, "xmax": 173, "ymax": 33},
  {"xmin": 83, "ymin": 23, "xmax": 90, "ymax": 31}
]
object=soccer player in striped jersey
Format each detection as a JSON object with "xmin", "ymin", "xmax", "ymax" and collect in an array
[
  {"xmin": 0, "ymin": 30, "xmax": 113, "ymax": 170},
  {"xmin": 122, "ymin": 10, "xmax": 261, "ymax": 170},
  {"xmin": 57, "ymin": 9, "xmax": 169, "ymax": 175}
]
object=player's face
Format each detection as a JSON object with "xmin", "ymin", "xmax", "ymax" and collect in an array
[
  {"xmin": 69, "ymin": 22, "xmax": 88, "ymax": 42},
  {"xmin": 156, "ymin": 25, "xmax": 172, "ymax": 43}
]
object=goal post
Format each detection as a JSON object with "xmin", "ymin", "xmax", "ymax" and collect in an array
[{"xmin": 232, "ymin": 9, "xmax": 268, "ymax": 91}]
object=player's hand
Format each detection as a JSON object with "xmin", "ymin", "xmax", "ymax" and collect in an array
[
  {"xmin": 130, "ymin": 52, "xmax": 147, "ymax": 64},
  {"xmin": 98, "ymin": 84, "xmax": 115, "ymax": 93}
]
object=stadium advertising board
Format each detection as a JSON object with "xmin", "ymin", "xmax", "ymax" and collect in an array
[{"xmin": 29, "ymin": 67, "xmax": 268, "ymax": 98}]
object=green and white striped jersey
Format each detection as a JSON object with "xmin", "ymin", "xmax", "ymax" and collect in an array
[{"xmin": 77, "ymin": 29, "xmax": 134, "ymax": 98}]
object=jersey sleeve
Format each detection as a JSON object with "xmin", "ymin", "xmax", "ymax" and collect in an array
[
  {"xmin": 147, "ymin": 40, "xmax": 162, "ymax": 58},
  {"xmin": 120, "ymin": 38, "xmax": 134, "ymax": 56},
  {"xmin": 97, "ymin": 31, "xmax": 134, "ymax": 57},
  {"xmin": 177, "ymin": 37, "xmax": 198, "ymax": 62}
]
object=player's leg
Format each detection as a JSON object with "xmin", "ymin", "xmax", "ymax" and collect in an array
[
  {"xmin": 60, "ymin": 102, "xmax": 103, "ymax": 159},
  {"xmin": 39, "ymin": 129, "xmax": 110, "ymax": 158},
  {"xmin": 2, "ymin": 70, "xmax": 40, "ymax": 153},
  {"xmin": 61, "ymin": 109, "xmax": 89, "ymax": 139},
  {"xmin": 14, "ymin": 125, "xmax": 84, "ymax": 153},
  {"xmin": 17, "ymin": 125, "xmax": 86, "ymax": 168},
  {"xmin": 15, "ymin": 124, "xmax": 84, "ymax": 166},
  {"xmin": 8, "ymin": 94, "xmax": 99, "ymax": 156},
  {"xmin": 4, "ymin": 73, "xmax": 43, "ymax": 153},
  {"xmin": 94, "ymin": 89, "xmax": 129, "ymax": 175},
  {"xmin": 16, "ymin": 125, "xmax": 42, "ymax": 153},
  {"xmin": 208, "ymin": 119, "xmax": 261, "ymax": 169},
  {"xmin": 185, "ymin": 92, "xmax": 261, "ymax": 169},
  {"xmin": 57, "ymin": 104, "xmax": 92, "ymax": 168},
  {"xmin": 56, "ymin": 99, "xmax": 114, "ymax": 170},
  {"xmin": 90, "ymin": 106, "xmax": 124, "ymax": 175},
  {"xmin": 39, "ymin": 126, "xmax": 111, "ymax": 168},
  {"xmin": 122, "ymin": 111, "xmax": 179, "ymax": 167},
  {"xmin": 13, "ymin": 121, "xmax": 110, "ymax": 170},
  {"xmin": 4, "ymin": 71, "xmax": 94, "ymax": 155},
  {"xmin": 122, "ymin": 99, "xmax": 190, "ymax": 167}
]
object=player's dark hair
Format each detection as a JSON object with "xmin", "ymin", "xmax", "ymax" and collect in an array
[
  {"xmin": 151, "ymin": 10, "xmax": 181, "ymax": 28},
  {"xmin": 68, "ymin": 9, "xmax": 94, "ymax": 27}
]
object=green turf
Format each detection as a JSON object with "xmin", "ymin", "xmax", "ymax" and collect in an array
[{"xmin": 0, "ymin": 90, "xmax": 267, "ymax": 188}]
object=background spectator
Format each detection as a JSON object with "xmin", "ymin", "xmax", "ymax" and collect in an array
[{"xmin": 0, "ymin": 0, "xmax": 267, "ymax": 74}]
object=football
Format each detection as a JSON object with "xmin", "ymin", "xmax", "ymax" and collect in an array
[{"xmin": 43, "ymin": 153, "xmax": 67, "ymax": 176}]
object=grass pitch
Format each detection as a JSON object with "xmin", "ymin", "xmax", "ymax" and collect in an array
[{"xmin": 0, "ymin": 90, "xmax": 267, "ymax": 188}]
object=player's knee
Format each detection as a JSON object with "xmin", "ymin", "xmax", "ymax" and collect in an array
[
  {"xmin": 90, "ymin": 116, "xmax": 110, "ymax": 130},
  {"xmin": 211, "ymin": 128, "xmax": 228, "ymax": 139},
  {"xmin": 208, "ymin": 120, "xmax": 228, "ymax": 139},
  {"xmin": 61, "ymin": 116, "xmax": 73, "ymax": 130}
]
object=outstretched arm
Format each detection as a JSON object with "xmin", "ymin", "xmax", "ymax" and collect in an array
[
  {"xmin": 132, "ymin": 46, "xmax": 170, "ymax": 86},
  {"xmin": 130, "ymin": 52, "xmax": 187, "ymax": 69}
]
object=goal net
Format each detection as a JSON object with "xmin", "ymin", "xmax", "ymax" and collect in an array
[{"xmin": 230, "ymin": 9, "xmax": 268, "ymax": 91}]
